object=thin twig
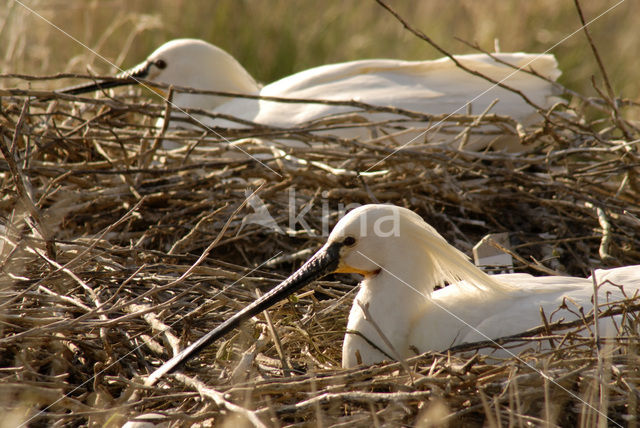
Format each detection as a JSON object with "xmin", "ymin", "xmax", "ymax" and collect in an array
[{"xmin": 173, "ymin": 373, "xmax": 268, "ymax": 428}]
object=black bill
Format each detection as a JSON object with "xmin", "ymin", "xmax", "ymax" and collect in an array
[
  {"xmin": 59, "ymin": 60, "xmax": 153, "ymax": 95},
  {"xmin": 145, "ymin": 241, "xmax": 342, "ymax": 385}
]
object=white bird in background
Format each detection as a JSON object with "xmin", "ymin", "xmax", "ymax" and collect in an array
[
  {"xmin": 146, "ymin": 204, "xmax": 639, "ymax": 384},
  {"xmin": 64, "ymin": 38, "xmax": 563, "ymax": 151}
]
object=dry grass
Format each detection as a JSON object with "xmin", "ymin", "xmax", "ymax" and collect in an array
[
  {"xmin": 2, "ymin": 0, "xmax": 640, "ymax": 106},
  {"xmin": 1, "ymin": 1, "xmax": 640, "ymax": 427}
]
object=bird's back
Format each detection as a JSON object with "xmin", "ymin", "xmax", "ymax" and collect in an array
[
  {"xmin": 248, "ymin": 53, "xmax": 562, "ymax": 150},
  {"xmin": 410, "ymin": 266, "xmax": 640, "ymax": 356}
]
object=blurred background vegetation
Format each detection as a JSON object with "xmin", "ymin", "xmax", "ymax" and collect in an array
[{"xmin": 1, "ymin": 0, "xmax": 638, "ymax": 107}]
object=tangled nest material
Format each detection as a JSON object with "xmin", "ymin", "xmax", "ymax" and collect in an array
[{"xmin": 1, "ymin": 44, "xmax": 640, "ymax": 427}]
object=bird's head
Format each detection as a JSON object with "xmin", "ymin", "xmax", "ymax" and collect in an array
[
  {"xmin": 321, "ymin": 203, "xmax": 508, "ymax": 291},
  {"xmin": 61, "ymin": 39, "xmax": 259, "ymax": 111},
  {"xmin": 324, "ymin": 204, "xmax": 412, "ymax": 278}
]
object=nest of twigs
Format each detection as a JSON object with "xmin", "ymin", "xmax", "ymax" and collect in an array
[{"xmin": 1, "ymin": 41, "xmax": 640, "ymax": 427}]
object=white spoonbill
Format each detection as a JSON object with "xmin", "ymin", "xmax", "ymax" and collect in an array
[
  {"xmin": 146, "ymin": 204, "xmax": 639, "ymax": 385},
  {"xmin": 63, "ymin": 39, "xmax": 562, "ymax": 151}
]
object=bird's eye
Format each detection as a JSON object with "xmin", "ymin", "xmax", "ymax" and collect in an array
[
  {"xmin": 343, "ymin": 236, "xmax": 356, "ymax": 247},
  {"xmin": 154, "ymin": 59, "xmax": 167, "ymax": 69}
]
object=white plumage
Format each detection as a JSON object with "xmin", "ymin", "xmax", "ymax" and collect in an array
[
  {"xmin": 68, "ymin": 39, "xmax": 563, "ymax": 151},
  {"xmin": 316, "ymin": 204, "xmax": 639, "ymax": 368}
]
